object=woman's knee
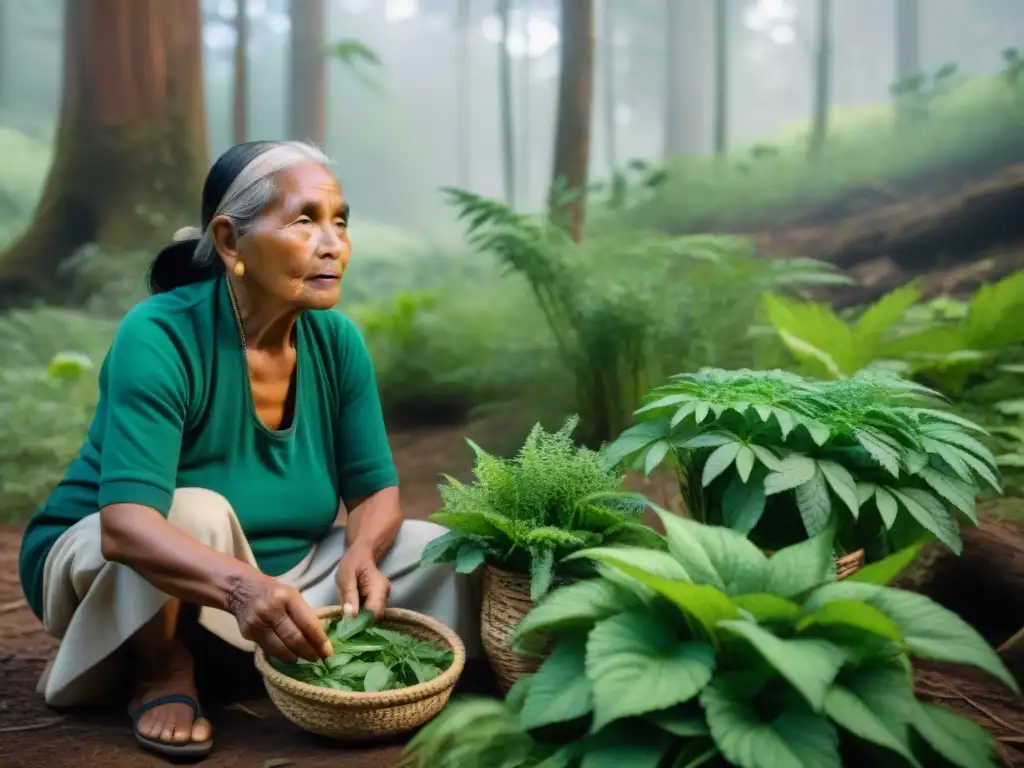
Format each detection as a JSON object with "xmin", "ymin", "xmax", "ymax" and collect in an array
[{"xmin": 166, "ymin": 488, "xmax": 236, "ymax": 542}]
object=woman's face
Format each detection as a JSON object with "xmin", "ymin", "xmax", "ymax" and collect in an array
[{"xmin": 222, "ymin": 161, "xmax": 350, "ymax": 311}]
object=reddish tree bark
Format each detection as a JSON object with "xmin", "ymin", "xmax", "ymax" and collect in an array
[
  {"xmin": 0, "ymin": 0, "xmax": 208, "ymax": 305},
  {"xmin": 549, "ymin": 0, "xmax": 595, "ymax": 242},
  {"xmin": 288, "ymin": 0, "xmax": 327, "ymax": 146}
]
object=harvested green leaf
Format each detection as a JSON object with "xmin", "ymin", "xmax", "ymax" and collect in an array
[{"xmin": 268, "ymin": 610, "xmax": 453, "ymax": 692}]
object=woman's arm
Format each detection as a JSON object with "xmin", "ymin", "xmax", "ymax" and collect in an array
[{"xmin": 342, "ymin": 485, "xmax": 403, "ymax": 561}]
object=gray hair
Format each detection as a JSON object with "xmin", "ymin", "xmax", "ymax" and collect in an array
[{"xmin": 173, "ymin": 140, "xmax": 332, "ymax": 267}]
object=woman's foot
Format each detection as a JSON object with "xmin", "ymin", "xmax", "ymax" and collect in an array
[{"xmin": 128, "ymin": 639, "xmax": 212, "ymax": 749}]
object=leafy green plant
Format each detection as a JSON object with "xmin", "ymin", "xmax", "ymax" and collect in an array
[
  {"xmin": 401, "ymin": 510, "xmax": 1017, "ymax": 768},
  {"xmin": 420, "ymin": 416, "xmax": 664, "ymax": 601},
  {"xmin": 268, "ymin": 610, "xmax": 452, "ymax": 692},
  {"xmin": 444, "ymin": 188, "xmax": 846, "ymax": 444},
  {"xmin": 602, "ymin": 368, "xmax": 998, "ymax": 558},
  {"xmin": 762, "ymin": 284, "xmax": 922, "ymax": 379}
]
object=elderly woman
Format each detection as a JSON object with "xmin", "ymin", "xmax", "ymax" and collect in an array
[{"xmin": 17, "ymin": 141, "xmax": 478, "ymax": 760}]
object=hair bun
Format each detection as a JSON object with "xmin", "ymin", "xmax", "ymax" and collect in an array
[{"xmin": 172, "ymin": 225, "xmax": 202, "ymax": 242}]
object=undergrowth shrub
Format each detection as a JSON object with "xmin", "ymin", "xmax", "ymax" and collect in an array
[
  {"xmin": 420, "ymin": 416, "xmax": 664, "ymax": 601},
  {"xmin": 402, "ymin": 510, "xmax": 1017, "ymax": 768},
  {"xmin": 604, "ymin": 368, "xmax": 997, "ymax": 559}
]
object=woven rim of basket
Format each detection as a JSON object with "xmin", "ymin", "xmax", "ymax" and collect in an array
[
  {"xmin": 253, "ymin": 606, "xmax": 466, "ymax": 708},
  {"xmin": 836, "ymin": 549, "xmax": 865, "ymax": 578}
]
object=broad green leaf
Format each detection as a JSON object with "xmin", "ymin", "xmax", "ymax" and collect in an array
[
  {"xmin": 430, "ymin": 509, "xmax": 510, "ymax": 539},
  {"xmin": 847, "ymin": 543, "xmax": 923, "ymax": 585},
  {"xmin": 735, "ymin": 446, "xmax": 756, "ymax": 482},
  {"xmin": 797, "ymin": 600, "xmax": 903, "ymax": 642},
  {"xmin": 530, "ymin": 548, "xmax": 556, "ymax": 601},
  {"xmin": 646, "ymin": 704, "xmax": 710, "ymax": 736},
  {"xmin": 579, "ymin": 720, "xmax": 675, "ymax": 768},
  {"xmin": 455, "ymin": 541, "xmax": 487, "ymax": 574},
  {"xmin": 816, "ymin": 460, "xmax": 860, "ymax": 516},
  {"xmin": 644, "ymin": 440, "xmax": 671, "ymax": 476},
  {"xmin": 764, "ymin": 455, "xmax": 818, "ymax": 495},
  {"xmin": 654, "ymin": 508, "xmax": 767, "ymax": 594},
  {"xmin": 733, "ymin": 593, "xmax": 801, "ymax": 623},
  {"xmin": 795, "ymin": 469, "xmax": 833, "ymax": 536},
  {"xmin": 363, "ymin": 661, "xmax": 391, "ymax": 692},
  {"xmin": 911, "ymin": 701, "xmax": 997, "ymax": 768},
  {"xmin": 919, "ymin": 468, "xmax": 978, "ymax": 522},
  {"xmin": 873, "ymin": 486, "xmax": 899, "ymax": 528},
  {"xmin": 601, "ymin": 421, "xmax": 666, "ymax": 468},
  {"xmin": 889, "ymin": 488, "xmax": 961, "ymax": 554},
  {"xmin": 718, "ymin": 621, "xmax": 846, "ymax": 710},
  {"xmin": 763, "ymin": 525, "xmax": 836, "ymax": 598},
  {"xmin": 856, "ymin": 429, "xmax": 901, "ymax": 476},
  {"xmin": 599, "ymin": 560, "xmax": 739, "ymax": 634},
  {"xmin": 722, "ymin": 470, "xmax": 768, "ymax": 535},
  {"xmin": 519, "ymin": 638, "xmax": 593, "ymax": 730},
  {"xmin": 586, "ymin": 612, "xmax": 715, "ymax": 731},
  {"xmin": 824, "ymin": 667, "xmax": 921, "ymax": 766},
  {"xmin": 566, "ymin": 546, "xmax": 692, "ymax": 582},
  {"xmin": 510, "ymin": 579, "xmax": 636, "ymax": 652},
  {"xmin": 701, "ymin": 679, "xmax": 842, "ymax": 768},
  {"xmin": 420, "ymin": 529, "xmax": 467, "ymax": 567},
  {"xmin": 750, "ymin": 444, "xmax": 783, "ymax": 470},
  {"xmin": 805, "ymin": 582, "xmax": 1019, "ymax": 693},
  {"xmin": 702, "ymin": 442, "xmax": 742, "ymax": 487}
]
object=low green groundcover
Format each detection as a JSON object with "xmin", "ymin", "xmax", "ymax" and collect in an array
[{"xmin": 268, "ymin": 610, "xmax": 454, "ymax": 692}]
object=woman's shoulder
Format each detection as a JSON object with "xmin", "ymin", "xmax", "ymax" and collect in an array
[{"xmin": 112, "ymin": 280, "xmax": 219, "ymax": 360}]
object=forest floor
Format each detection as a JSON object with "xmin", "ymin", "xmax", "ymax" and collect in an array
[{"xmin": 0, "ymin": 416, "xmax": 675, "ymax": 768}]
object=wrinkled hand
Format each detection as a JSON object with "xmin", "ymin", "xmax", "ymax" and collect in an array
[
  {"xmin": 227, "ymin": 573, "xmax": 332, "ymax": 663},
  {"xmin": 336, "ymin": 543, "xmax": 391, "ymax": 620}
]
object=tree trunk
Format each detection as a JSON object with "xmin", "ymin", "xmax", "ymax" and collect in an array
[
  {"xmin": 518, "ymin": 0, "xmax": 532, "ymax": 205},
  {"xmin": 288, "ymin": 0, "xmax": 326, "ymax": 146},
  {"xmin": 497, "ymin": 0, "xmax": 515, "ymax": 206},
  {"xmin": 807, "ymin": 0, "xmax": 833, "ymax": 159},
  {"xmin": 0, "ymin": 0, "xmax": 208, "ymax": 306},
  {"xmin": 599, "ymin": 0, "xmax": 617, "ymax": 175},
  {"xmin": 713, "ymin": 0, "xmax": 729, "ymax": 156},
  {"xmin": 663, "ymin": 0, "xmax": 715, "ymax": 158},
  {"xmin": 550, "ymin": 0, "xmax": 595, "ymax": 242},
  {"xmin": 455, "ymin": 0, "xmax": 471, "ymax": 189},
  {"xmin": 233, "ymin": 0, "xmax": 249, "ymax": 145},
  {"xmin": 894, "ymin": 0, "xmax": 920, "ymax": 82}
]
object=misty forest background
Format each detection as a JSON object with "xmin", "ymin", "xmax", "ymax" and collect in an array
[{"xmin": 1, "ymin": 0, "xmax": 1024, "ymax": 524}]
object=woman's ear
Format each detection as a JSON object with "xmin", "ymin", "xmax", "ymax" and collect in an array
[{"xmin": 209, "ymin": 215, "xmax": 241, "ymax": 270}]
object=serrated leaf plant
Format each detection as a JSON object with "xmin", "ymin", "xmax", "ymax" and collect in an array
[
  {"xmin": 401, "ymin": 505, "xmax": 1017, "ymax": 768},
  {"xmin": 602, "ymin": 367, "xmax": 1000, "ymax": 559},
  {"xmin": 419, "ymin": 416, "xmax": 665, "ymax": 601}
]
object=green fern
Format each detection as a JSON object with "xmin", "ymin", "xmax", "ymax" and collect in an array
[
  {"xmin": 603, "ymin": 368, "xmax": 998, "ymax": 558},
  {"xmin": 421, "ymin": 416, "xmax": 665, "ymax": 601}
]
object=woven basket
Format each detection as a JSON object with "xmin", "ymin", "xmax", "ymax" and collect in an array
[
  {"xmin": 836, "ymin": 549, "xmax": 865, "ymax": 580},
  {"xmin": 253, "ymin": 606, "xmax": 465, "ymax": 740},
  {"xmin": 480, "ymin": 564, "xmax": 552, "ymax": 694}
]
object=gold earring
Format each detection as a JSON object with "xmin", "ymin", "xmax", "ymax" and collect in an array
[{"xmin": 233, "ymin": 261, "xmax": 245, "ymax": 277}]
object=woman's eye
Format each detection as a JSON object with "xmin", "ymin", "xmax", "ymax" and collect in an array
[
  {"xmin": 295, "ymin": 216, "xmax": 313, "ymax": 225},
  {"xmin": 335, "ymin": 219, "xmax": 348, "ymax": 229}
]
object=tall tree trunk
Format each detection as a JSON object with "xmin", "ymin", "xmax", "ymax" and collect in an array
[
  {"xmin": 599, "ymin": 0, "xmax": 617, "ymax": 174},
  {"xmin": 808, "ymin": 0, "xmax": 833, "ymax": 159},
  {"xmin": 663, "ymin": 0, "xmax": 714, "ymax": 158},
  {"xmin": 518, "ymin": 0, "xmax": 532, "ymax": 205},
  {"xmin": 0, "ymin": 0, "xmax": 208, "ymax": 305},
  {"xmin": 550, "ymin": 0, "xmax": 595, "ymax": 241},
  {"xmin": 455, "ymin": 0, "xmax": 471, "ymax": 189},
  {"xmin": 497, "ymin": 0, "xmax": 515, "ymax": 206},
  {"xmin": 713, "ymin": 0, "xmax": 728, "ymax": 156},
  {"xmin": 894, "ymin": 0, "xmax": 920, "ymax": 82},
  {"xmin": 233, "ymin": 0, "xmax": 249, "ymax": 145},
  {"xmin": 288, "ymin": 0, "xmax": 326, "ymax": 145}
]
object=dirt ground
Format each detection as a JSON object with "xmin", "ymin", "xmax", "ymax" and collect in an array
[{"xmin": 0, "ymin": 417, "xmax": 675, "ymax": 768}]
